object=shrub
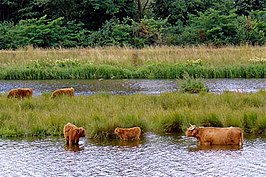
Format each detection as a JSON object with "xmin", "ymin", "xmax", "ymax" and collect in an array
[
  {"xmin": 0, "ymin": 16, "xmax": 89, "ymax": 49},
  {"xmin": 178, "ymin": 73, "xmax": 209, "ymax": 93}
]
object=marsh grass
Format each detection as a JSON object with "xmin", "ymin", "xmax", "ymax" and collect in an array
[
  {"xmin": 0, "ymin": 91, "xmax": 265, "ymax": 138},
  {"xmin": 1, "ymin": 46, "xmax": 266, "ymax": 66},
  {"xmin": 0, "ymin": 46, "xmax": 265, "ymax": 79},
  {"xmin": 178, "ymin": 72, "xmax": 209, "ymax": 93},
  {"xmin": 0, "ymin": 61, "xmax": 265, "ymax": 80}
]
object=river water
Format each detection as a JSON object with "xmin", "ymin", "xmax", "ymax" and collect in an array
[
  {"xmin": 1, "ymin": 133, "xmax": 266, "ymax": 177},
  {"xmin": 1, "ymin": 79, "xmax": 266, "ymax": 176},
  {"xmin": 0, "ymin": 78, "xmax": 266, "ymax": 95}
]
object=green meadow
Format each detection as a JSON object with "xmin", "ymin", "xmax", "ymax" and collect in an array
[
  {"xmin": 0, "ymin": 91, "xmax": 265, "ymax": 138},
  {"xmin": 0, "ymin": 46, "xmax": 265, "ymax": 80},
  {"xmin": 0, "ymin": 46, "xmax": 265, "ymax": 139}
]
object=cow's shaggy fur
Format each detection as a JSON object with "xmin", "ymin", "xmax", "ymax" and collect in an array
[
  {"xmin": 7, "ymin": 88, "xmax": 33, "ymax": 99},
  {"xmin": 186, "ymin": 125, "xmax": 243, "ymax": 145},
  {"xmin": 63, "ymin": 122, "xmax": 86, "ymax": 146},
  {"xmin": 114, "ymin": 127, "xmax": 141, "ymax": 140},
  {"xmin": 51, "ymin": 87, "xmax": 74, "ymax": 98}
]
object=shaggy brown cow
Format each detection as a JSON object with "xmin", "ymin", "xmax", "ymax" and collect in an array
[
  {"xmin": 7, "ymin": 88, "xmax": 33, "ymax": 99},
  {"xmin": 185, "ymin": 125, "xmax": 243, "ymax": 146},
  {"xmin": 63, "ymin": 123, "xmax": 86, "ymax": 146},
  {"xmin": 51, "ymin": 87, "xmax": 74, "ymax": 98},
  {"xmin": 114, "ymin": 127, "xmax": 141, "ymax": 141}
]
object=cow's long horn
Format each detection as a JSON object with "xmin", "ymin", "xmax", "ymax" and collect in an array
[{"xmin": 188, "ymin": 124, "xmax": 196, "ymax": 130}]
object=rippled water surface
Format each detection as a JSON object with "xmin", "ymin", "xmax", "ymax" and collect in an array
[
  {"xmin": 0, "ymin": 79, "xmax": 266, "ymax": 95},
  {"xmin": 1, "ymin": 134, "xmax": 266, "ymax": 177}
]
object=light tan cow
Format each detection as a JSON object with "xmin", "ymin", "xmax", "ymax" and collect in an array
[
  {"xmin": 114, "ymin": 127, "xmax": 141, "ymax": 141},
  {"xmin": 63, "ymin": 123, "xmax": 86, "ymax": 146},
  {"xmin": 185, "ymin": 125, "xmax": 243, "ymax": 146},
  {"xmin": 7, "ymin": 88, "xmax": 33, "ymax": 99},
  {"xmin": 51, "ymin": 87, "xmax": 74, "ymax": 98}
]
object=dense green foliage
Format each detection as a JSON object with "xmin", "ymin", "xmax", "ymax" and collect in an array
[
  {"xmin": 0, "ymin": 91, "xmax": 265, "ymax": 138},
  {"xmin": 0, "ymin": 0, "xmax": 265, "ymax": 48}
]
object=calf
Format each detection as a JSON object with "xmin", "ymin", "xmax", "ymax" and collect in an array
[{"xmin": 114, "ymin": 127, "xmax": 141, "ymax": 141}]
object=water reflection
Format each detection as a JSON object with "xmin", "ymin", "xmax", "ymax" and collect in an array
[
  {"xmin": 90, "ymin": 138, "xmax": 142, "ymax": 148},
  {"xmin": 64, "ymin": 144, "xmax": 84, "ymax": 152},
  {"xmin": 188, "ymin": 144, "xmax": 243, "ymax": 152},
  {"xmin": 1, "ymin": 134, "xmax": 266, "ymax": 176},
  {"xmin": 118, "ymin": 140, "xmax": 141, "ymax": 147}
]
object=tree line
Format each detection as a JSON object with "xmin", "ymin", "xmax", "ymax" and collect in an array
[{"xmin": 0, "ymin": 0, "xmax": 265, "ymax": 49}]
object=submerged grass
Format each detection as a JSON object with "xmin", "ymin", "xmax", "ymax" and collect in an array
[
  {"xmin": 0, "ymin": 91, "xmax": 265, "ymax": 138},
  {"xmin": 0, "ymin": 46, "xmax": 265, "ymax": 79}
]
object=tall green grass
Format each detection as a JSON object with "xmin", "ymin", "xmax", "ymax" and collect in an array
[
  {"xmin": 0, "ymin": 91, "xmax": 265, "ymax": 138},
  {"xmin": 0, "ymin": 46, "xmax": 265, "ymax": 79},
  {"xmin": 0, "ymin": 62, "xmax": 265, "ymax": 79}
]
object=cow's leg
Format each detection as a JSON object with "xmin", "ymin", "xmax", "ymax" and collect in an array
[
  {"xmin": 201, "ymin": 142, "xmax": 211, "ymax": 146},
  {"xmin": 65, "ymin": 136, "xmax": 69, "ymax": 144}
]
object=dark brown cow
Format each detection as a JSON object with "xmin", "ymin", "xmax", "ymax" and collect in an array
[
  {"xmin": 185, "ymin": 125, "xmax": 243, "ymax": 146},
  {"xmin": 51, "ymin": 87, "xmax": 74, "ymax": 98},
  {"xmin": 63, "ymin": 123, "xmax": 86, "ymax": 146},
  {"xmin": 7, "ymin": 88, "xmax": 33, "ymax": 99},
  {"xmin": 114, "ymin": 127, "xmax": 141, "ymax": 141}
]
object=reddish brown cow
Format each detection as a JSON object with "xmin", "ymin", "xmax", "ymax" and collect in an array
[
  {"xmin": 114, "ymin": 127, "xmax": 141, "ymax": 141},
  {"xmin": 7, "ymin": 88, "xmax": 33, "ymax": 99},
  {"xmin": 185, "ymin": 125, "xmax": 243, "ymax": 146},
  {"xmin": 63, "ymin": 123, "xmax": 86, "ymax": 146},
  {"xmin": 51, "ymin": 87, "xmax": 74, "ymax": 98}
]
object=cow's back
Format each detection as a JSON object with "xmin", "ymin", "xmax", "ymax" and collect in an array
[
  {"xmin": 226, "ymin": 127, "xmax": 243, "ymax": 145},
  {"xmin": 198, "ymin": 127, "xmax": 243, "ymax": 145}
]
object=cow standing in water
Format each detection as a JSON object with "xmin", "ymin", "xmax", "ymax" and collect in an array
[
  {"xmin": 63, "ymin": 123, "xmax": 86, "ymax": 146},
  {"xmin": 114, "ymin": 127, "xmax": 141, "ymax": 141},
  {"xmin": 185, "ymin": 125, "xmax": 243, "ymax": 146}
]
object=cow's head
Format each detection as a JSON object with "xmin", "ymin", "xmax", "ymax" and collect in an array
[
  {"xmin": 185, "ymin": 124, "xmax": 199, "ymax": 137},
  {"xmin": 78, "ymin": 127, "xmax": 86, "ymax": 137},
  {"xmin": 25, "ymin": 89, "xmax": 33, "ymax": 96},
  {"xmin": 114, "ymin": 127, "xmax": 120, "ymax": 134}
]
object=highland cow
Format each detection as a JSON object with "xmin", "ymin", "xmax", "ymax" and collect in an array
[
  {"xmin": 63, "ymin": 122, "xmax": 86, "ymax": 146},
  {"xmin": 114, "ymin": 127, "xmax": 141, "ymax": 141},
  {"xmin": 186, "ymin": 124, "xmax": 243, "ymax": 146},
  {"xmin": 7, "ymin": 88, "xmax": 33, "ymax": 99},
  {"xmin": 51, "ymin": 87, "xmax": 74, "ymax": 98}
]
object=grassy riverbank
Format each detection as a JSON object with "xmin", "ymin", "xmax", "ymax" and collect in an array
[
  {"xmin": 0, "ymin": 46, "xmax": 265, "ymax": 79},
  {"xmin": 0, "ymin": 91, "xmax": 265, "ymax": 138}
]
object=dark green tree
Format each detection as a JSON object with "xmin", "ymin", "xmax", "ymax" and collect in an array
[
  {"xmin": 34, "ymin": 0, "xmax": 137, "ymax": 30},
  {"xmin": 0, "ymin": 0, "xmax": 44, "ymax": 22},
  {"xmin": 151, "ymin": 0, "xmax": 235, "ymax": 25},
  {"xmin": 235, "ymin": 0, "xmax": 266, "ymax": 16}
]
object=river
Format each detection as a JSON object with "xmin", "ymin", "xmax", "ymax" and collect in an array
[
  {"xmin": 1, "ymin": 133, "xmax": 266, "ymax": 176},
  {"xmin": 1, "ymin": 79, "xmax": 266, "ymax": 176},
  {"xmin": 0, "ymin": 78, "xmax": 266, "ymax": 95}
]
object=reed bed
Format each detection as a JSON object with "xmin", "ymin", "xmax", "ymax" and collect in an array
[
  {"xmin": 0, "ymin": 46, "xmax": 265, "ymax": 79},
  {"xmin": 0, "ymin": 59, "xmax": 265, "ymax": 80},
  {"xmin": 1, "ymin": 45, "xmax": 266, "ymax": 66},
  {"xmin": 0, "ymin": 91, "xmax": 265, "ymax": 138}
]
